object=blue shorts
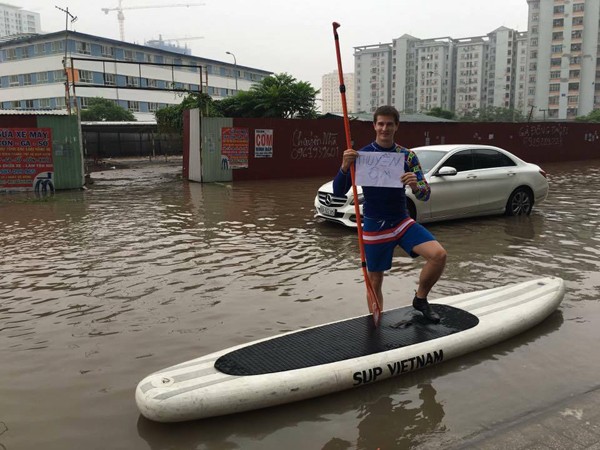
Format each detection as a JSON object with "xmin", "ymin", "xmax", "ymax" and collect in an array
[{"xmin": 362, "ymin": 217, "xmax": 435, "ymax": 272}]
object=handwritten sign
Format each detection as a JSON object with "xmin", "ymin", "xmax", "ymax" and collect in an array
[
  {"xmin": 0, "ymin": 127, "xmax": 53, "ymax": 191},
  {"xmin": 355, "ymin": 151, "xmax": 405, "ymax": 187}
]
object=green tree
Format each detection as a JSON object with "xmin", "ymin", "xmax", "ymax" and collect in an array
[
  {"xmin": 575, "ymin": 109, "xmax": 600, "ymax": 122},
  {"xmin": 80, "ymin": 97, "xmax": 136, "ymax": 121},
  {"xmin": 155, "ymin": 92, "xmax": 221, "ymax": 133},
  {"xmin": 426, "ymin": 107, "xmax": 456, "ymax": 120},
  {"xmin": 459, "ymin": 106, "xmax": 524, "ymax": 122},
  {"xmin": 215, "ymin": 73, "xmax": 320, "ymax": 119}
]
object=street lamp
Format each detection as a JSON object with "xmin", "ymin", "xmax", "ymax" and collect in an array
[{"xmin": 225, "ymin": 51, "xmax": 238, "ymax": 92}]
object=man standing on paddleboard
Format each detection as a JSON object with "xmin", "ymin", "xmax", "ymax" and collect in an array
[{"xmin": 333, "ymin": 105, "xmax": 447, "ymax": 322}]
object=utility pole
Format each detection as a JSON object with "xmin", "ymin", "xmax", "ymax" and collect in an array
[{"xmin": 55, "ymin": 6, "xmax": 77, "ymax": 114}]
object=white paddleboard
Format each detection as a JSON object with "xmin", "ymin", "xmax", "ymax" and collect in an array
[{"xmin": 136, "ymin": 276, "xmax": 565, "ymax": 422}]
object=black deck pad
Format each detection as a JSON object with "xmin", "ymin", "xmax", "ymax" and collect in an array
[{"xmin": 215, "ymin": 305, "xmax": 479, "ymax": 376}]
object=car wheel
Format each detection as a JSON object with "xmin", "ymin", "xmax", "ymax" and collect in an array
[
  {"xmin": 407, "ymin": 199, "xmax": 417, "ymax": 220},
  {"xmin": 505, "ymin": 187, "xmax": 533, "ymax": 216}
]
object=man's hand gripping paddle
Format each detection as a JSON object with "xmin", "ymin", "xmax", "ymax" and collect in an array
[{"xmin": 332, "ymin": 21, "xmax": 382, "ymax": 327}]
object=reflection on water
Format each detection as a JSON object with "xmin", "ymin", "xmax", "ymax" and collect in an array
[{"xmin": 0, "ymin": 160, "xmax": 599, "ymax": 449}]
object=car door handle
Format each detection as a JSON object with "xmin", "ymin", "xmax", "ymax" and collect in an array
[
  {"xmin": 507, "ymin": 172, "xmax": 516, "ymax": 176},
  {"xmin": 466, "ymin": 175, "xmax": 477, "ymax": 179}
]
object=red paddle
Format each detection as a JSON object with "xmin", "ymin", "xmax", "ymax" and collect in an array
[{"xmin": 332, "ymin": 21, "xmax": 382, "ymax": 327}]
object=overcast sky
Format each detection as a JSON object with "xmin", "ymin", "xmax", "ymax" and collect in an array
[{"xmin": 21, "ymin": 0, "xmax": 529, "ymax": 91}]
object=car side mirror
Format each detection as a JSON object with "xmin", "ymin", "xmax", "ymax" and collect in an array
[{"xmin": 435, "ymin": 166, "xmax": 458, "ymax": 177}]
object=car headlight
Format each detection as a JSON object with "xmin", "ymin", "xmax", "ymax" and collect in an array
[{"xmin": 350, "ymin": 194, "xmax": 364, "ymax": 205}]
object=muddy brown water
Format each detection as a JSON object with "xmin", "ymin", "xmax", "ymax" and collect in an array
[{"xmin": 1, "ymin": 159, "xmax": 599, "ymax": 449}]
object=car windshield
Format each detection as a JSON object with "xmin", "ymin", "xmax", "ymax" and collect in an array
[{"xmin": 412, "ymin": 150, "xmax": 446, "ymax": 174}]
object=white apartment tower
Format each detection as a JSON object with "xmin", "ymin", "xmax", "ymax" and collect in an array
[
  {"xmin": 415, "ymin": 38, "xmax": 455, "ymax": 112},
  {"xmin": 455, "ymin": 37, "xmax": 487, "ymax": 115},
  {"xmin": 391, "ymin": 34, "xmax": 420, "ymax": 112},
  {"xmin": 526, "ymin": 0, "xmax": 600, "ymax": 120},
  {"xmin": 485, "ymin": 27, "xmax": 518, "ymax": 109},
  {"xmin": 0, "ymin": 3, "xmax": 41, "ymax": 37},
  {"xmin": 321, "ymin": 70, "xmax": 354, "ymax": 114},
  {"xmin": 515, "ymin": 31, "xmax": 529, "ymax": 113},
  {"xmin": 354, "ymin": 44, "xmax": 392, "ymax": 113}
]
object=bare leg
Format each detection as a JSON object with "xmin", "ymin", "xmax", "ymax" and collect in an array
[
  {"xmin": 367, "ymin": 271, "xmax": 384, "ymax": 310},
  {"xmin": 412, "ymin": 240, "xmax": 447, "ymax": 298}
]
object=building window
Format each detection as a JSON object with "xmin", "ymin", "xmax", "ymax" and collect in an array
[
  {"xmin": 127, "ymin": 101, "xmax": 139, "ymax": 112},
  {"xmin": 549, "ymin": 84, "xmax": 560, "ymax": 92},
  {"xmin": 55, "ymin": 97, "xmax": 66, "ymax": 108},
  {"xmin": 148, "ymin": 102, "xmax": 160, "ymax": 112},
  {"xmin": 570, "ymin": 56, "xmax": 581, "ymax": 65},
  {"xmin": 568, "ymin": 95, "xmax": 579, "ymax": 103},
  {"xmin": 37, "ymin": 72, "xmax": 49, "ymax": 84},
  {"xmin": 51, "ymin": 41, "xmax": 64, "ymax": 53},
  {"xmin": 35, "ymin": 43, "xmax": 45, "ymax": 54},
  {"xmin": 553, "ymin": 5, "xmax": 564, "ymax": 13},
  {"xmin": 76, "ymin": 42, "xmax": 91, "ymax": 55},
  {"xmin": 39, "ymin": 98, "xmax": 51, "ymax": 109},
  {"xmin": 23, "ymin": 74, "xmax": 32, "ymax": 86},
  {"xmin": 22, "ymin": 47, "xmax": 30, "ymax": 58},
  {"xmin": 568, "ymin": 83, "xmax": 580, "ymax": 91},
  {"xmin": 78, "ymin": 70, "xmax": 93, "ymax": 83},
  {"xmin": 553, "ymin": 18, "xmax": 564, "ymax": 27},
  {"xmin": 53, "ymin": 70, "xmax": 66, "ymax": 82},
  {"xmin": 126, "ymin": 76, "xmax": 139, "ymax": 87},
  {"xmin": 104, "ymin": 73, "xmax": 116, "ymax": 86},
  {"xmin": 10, "ymin": 100, "xmax": 21, "ymax": 109},
  {"xmin": 79, "ymin": 97, "xmax": 89, "ymax": 109},
  {"xmin": 569, "ymin": 70, "xmax": 580, "ymax": 78},
  {"xmin": 9, "ymin": 75, "xmax": 19, "ymax": 86},
  {"xmin": 552, "ymin": 32, "xmax": 563, "ymax": 40},
  {"xmin": 551, "ymin": 45, "xmax": 562, "ymax": 53},
  {"xmin": 124, "ymin": 50, "xmax": 133, "ymax": 61},
  {"xmin": 550, "ymin": 58, "xmax": 561, "ymax": 67},
  {"xmin": 101, "ymin": 45, "xmax": 114, "ymax": 57},
  {"xmin": 572, "ymin": 30, "xmax": 583, "ymax": 39},
  {"xmin": 550, "ymin": 71, "xmax": 560, "ymax": 79},
  {"xmin": 6, "ymin": 48, "xmax": 17, "ymax": 60},
  {"xmin": 573, "ymin": 3, "xmax": 584, "ymax": 12}
]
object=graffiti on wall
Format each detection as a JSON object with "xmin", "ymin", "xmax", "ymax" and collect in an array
[
  {"xmin": 290, "ymin": 130, "xmax": 339, "ymax": 160},
  {"xmin": 518, "ymin": 124, "xmax": 568, "ymax": 147}
]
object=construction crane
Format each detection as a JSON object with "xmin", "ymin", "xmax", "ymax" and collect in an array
[
  {"xmin": 101, "ymin": 1, "xmax": 205, "ymax": 42},
  {"xmin": 151, "ymin": 34, "xmax": 205, "ymax": 45}
]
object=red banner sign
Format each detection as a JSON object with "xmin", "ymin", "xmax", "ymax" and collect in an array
[
  {"xmin": 0, "ymin": 128, "xmax": 54, "ymax": 191},
  {"xmin": 221, "ymin": 127, "xmax": 249, "ymax": 169}
]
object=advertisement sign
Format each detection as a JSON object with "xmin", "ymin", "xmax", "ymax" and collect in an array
[
  {"xmin": 0, "ymin": 128, "xmax": 54, "ymax": 192},
  {"xmin": 221, "ymin": 127, "xmax": 249, "ymax": 169},
  {"xmin": 254, "ymin": 129, "xmax": 273, "ymax": 158}
]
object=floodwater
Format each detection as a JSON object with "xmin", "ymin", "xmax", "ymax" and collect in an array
[{"xmin": 1, "ymin": 158, "xmax": 599, "ymax": 450}]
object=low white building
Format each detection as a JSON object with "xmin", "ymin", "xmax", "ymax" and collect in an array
[{"xmin": 0, "ymin": 30, "xmax": 272, "ymax": 121}]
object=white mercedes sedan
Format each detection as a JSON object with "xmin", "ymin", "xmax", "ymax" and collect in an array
[{"xmin": 314, "ymin": 144, "xmax": 549, "ymax": 227}]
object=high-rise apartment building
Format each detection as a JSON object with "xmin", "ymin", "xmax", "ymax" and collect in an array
[
  {"xmin": 0, "ymin": 3, "xmax": 41, "ymax": 37},
  {"xmin": 526, "ymin": 0, "xmax": 600, "ymax": 120},
  {"xmin": 355, "ymin": 30, "xmax": 520, "ymax": 116},
  {"xmin": 354, "ymin": 44, "xmax": 392, "ymax": 113},
  {"xmin": 455, "ymin": 37, "xmax": 486, "ymax": 115},
  {"xmin": 415, "ymin": 38, "xmax": 456, "ymax": 112},
  {"xmin": 321, "ymin": 70, "xmax": 354, "ymax": 114}
]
